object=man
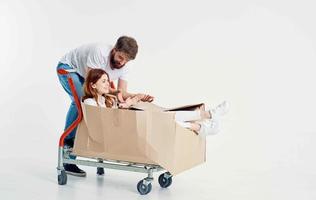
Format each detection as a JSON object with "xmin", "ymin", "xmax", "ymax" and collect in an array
[{"xmin": 56, "ymin": 36, "xmax": 153, "ymax": 177}]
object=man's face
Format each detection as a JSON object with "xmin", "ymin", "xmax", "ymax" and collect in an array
[{"xmin": 110, "ymin": 50, "xmax": 130, "ymax": 69}]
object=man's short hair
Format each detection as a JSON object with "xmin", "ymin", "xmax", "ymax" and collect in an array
[{"xmin": 114, "ymin": 36, "xmax": 138, "ymax": 60}]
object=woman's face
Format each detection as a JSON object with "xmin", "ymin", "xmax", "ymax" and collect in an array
[{"xmin": 92, "ymin": 74, "xmax": 110, "ymax": 95}]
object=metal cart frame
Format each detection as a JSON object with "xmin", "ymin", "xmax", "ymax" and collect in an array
[{"xmin": 56, "ymin": 68, "xmax": 173, "ymax": 195}]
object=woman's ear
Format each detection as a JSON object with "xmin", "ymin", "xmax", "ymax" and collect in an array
[{"xmin": 91, "ymin": 83, "xmax": 97, "ymax": 89}]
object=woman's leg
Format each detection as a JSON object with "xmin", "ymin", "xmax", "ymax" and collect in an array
[
  {"xmin": 176, "ymin": 120, "xmax": 217, "ymax": 137},
  {"xmin": 174, "ymin": 111, "xmax": 202, "ymax": 122},
  {"xmin": 174, "ymin": 105, "xmax": 211, "ymax": 122},
  {"xmin": 175, "ymin": 104, "xmax": 221, "ymax": 137}
]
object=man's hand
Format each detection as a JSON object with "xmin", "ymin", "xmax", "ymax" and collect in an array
[
  {"xmin": 118, "ymin": 93, "xmax": 154, "ymax": 109},
  {"xmin": 116, "ymin": 90, "xmax": 125, "ymax": 103},
  {"xmin": 138, "ymin": 94, "xmax": 154, "ymax": 102},
  {"xmin": 109, "ymin": 88, "xmax": 125, "ymax": 103}
]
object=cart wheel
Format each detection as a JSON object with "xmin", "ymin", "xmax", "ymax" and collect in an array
[
  {"xmin": 97, "ymin": 167, "xmax": 104, "ymax": 175},
  {"xmin": 58, "ymin": 170, "xmax": 67, "ymax": 185},
  {"xmin": 158, "ymin": 173, "xmax": 172, "ymax": 188},
  {"xmin": 137, "ymin": 180, "xmax": 152, "ymax": 195}
]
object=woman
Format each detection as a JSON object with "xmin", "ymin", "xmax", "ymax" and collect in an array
[
  {"xmin": 82, "ymin": 68, "xmax": 228, "ymax": 137},
  {"xmin": 82, "ymin": 68, "xmax": 145, "ymax": 109}
]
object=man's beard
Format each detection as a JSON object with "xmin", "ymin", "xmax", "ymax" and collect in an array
[{"xmin": 110, "ymin": 54, "xmax": 125, "ymax": 69}]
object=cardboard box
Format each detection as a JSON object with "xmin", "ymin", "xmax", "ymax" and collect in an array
[{"xmin": 73, "ymin": 102, "xmax": 206, "ymax": 175}]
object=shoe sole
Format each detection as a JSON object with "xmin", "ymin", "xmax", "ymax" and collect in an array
[{"xmin": 65, "ymin": 171, "xmax": 87, "ymax": 177}]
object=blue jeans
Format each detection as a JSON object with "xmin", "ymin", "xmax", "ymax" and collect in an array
[{"xmin": 57, "ymin": 63, "xmax": 85, "ymax": 145}]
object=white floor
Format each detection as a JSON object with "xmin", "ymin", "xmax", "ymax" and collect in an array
[{"xmin": 1, "ymin": 115, "xmax": 316, "ymax": 200}]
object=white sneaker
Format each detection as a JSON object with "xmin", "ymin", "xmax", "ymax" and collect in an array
[
  {"xmin": 197, "ymin": 119, "xmax": 220, "ymax": 137},
  {"xmin": 210, "ymin": 101, "xmax": 229, "ymax": 119}
]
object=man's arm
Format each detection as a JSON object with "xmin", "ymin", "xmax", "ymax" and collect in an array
[
  {"xmin": 117, "ymin": 78, "xmax": 135, "ymax": 99},
  {"xmin": 117, "ymin": 78, "xmax": 154, "ymax": 102}
]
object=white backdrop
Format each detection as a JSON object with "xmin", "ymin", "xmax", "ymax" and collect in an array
[{"xmin": 1, "ymin": 0, "xmax": 316, "ymax": 199}]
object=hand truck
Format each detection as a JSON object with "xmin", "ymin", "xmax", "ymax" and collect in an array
[{"xmin": 56, "ymin": 68, "xmax": 173, "ymax": 195}]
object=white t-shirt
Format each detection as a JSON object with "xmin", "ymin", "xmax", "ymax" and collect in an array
[
  {"xmin": 60, "ymin": 43, "xmax": 130, "ymax": 81},
  {"xmin": 83, "ymin": 97, "xmax": 106, "ymax": 108}
]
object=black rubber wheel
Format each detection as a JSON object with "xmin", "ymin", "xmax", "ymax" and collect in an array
[
  {"xmin": 137, "ymin": 180, "xmax": 152, "ymax": 195},
  {"xmin": 97, "ymin": 167, "xmax": 104, "ymax": 175},
  {"xmin": 158, "ymin": 173, "xmax": 172, "ymax": 188},
  {"xmin": 58, "ymin": 170, "xmax": 67, "ymax": 185}
]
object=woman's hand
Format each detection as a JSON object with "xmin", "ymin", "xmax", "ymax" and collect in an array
[{"xmin": 118, "ymin": 97, "xmax": 133, "ymax": 109}]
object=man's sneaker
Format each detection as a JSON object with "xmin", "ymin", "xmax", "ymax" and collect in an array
[
  {"xmin": 64, "ymin": 138, "xmax": 74, "ymax": 147},
  {"xmin": 198, "ymin": 119, "xmax": 220, "ymax": 137},
  {"xmin": 63, "ymin": 164, "xmax": 86, "ymax": 177},
  {"xmin": 209, "ymin": 101, "xmax": 229, "ymax": 119}
]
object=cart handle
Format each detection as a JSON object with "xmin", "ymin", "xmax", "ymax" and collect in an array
[{"xmin": 57, "ymin": 69, "xmax": 83, "ymax": 147}]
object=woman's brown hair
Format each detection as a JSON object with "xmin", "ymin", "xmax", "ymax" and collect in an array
[{"xmin": 82, "ymin": 68, "xmax": 116, "ymax": 108}]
